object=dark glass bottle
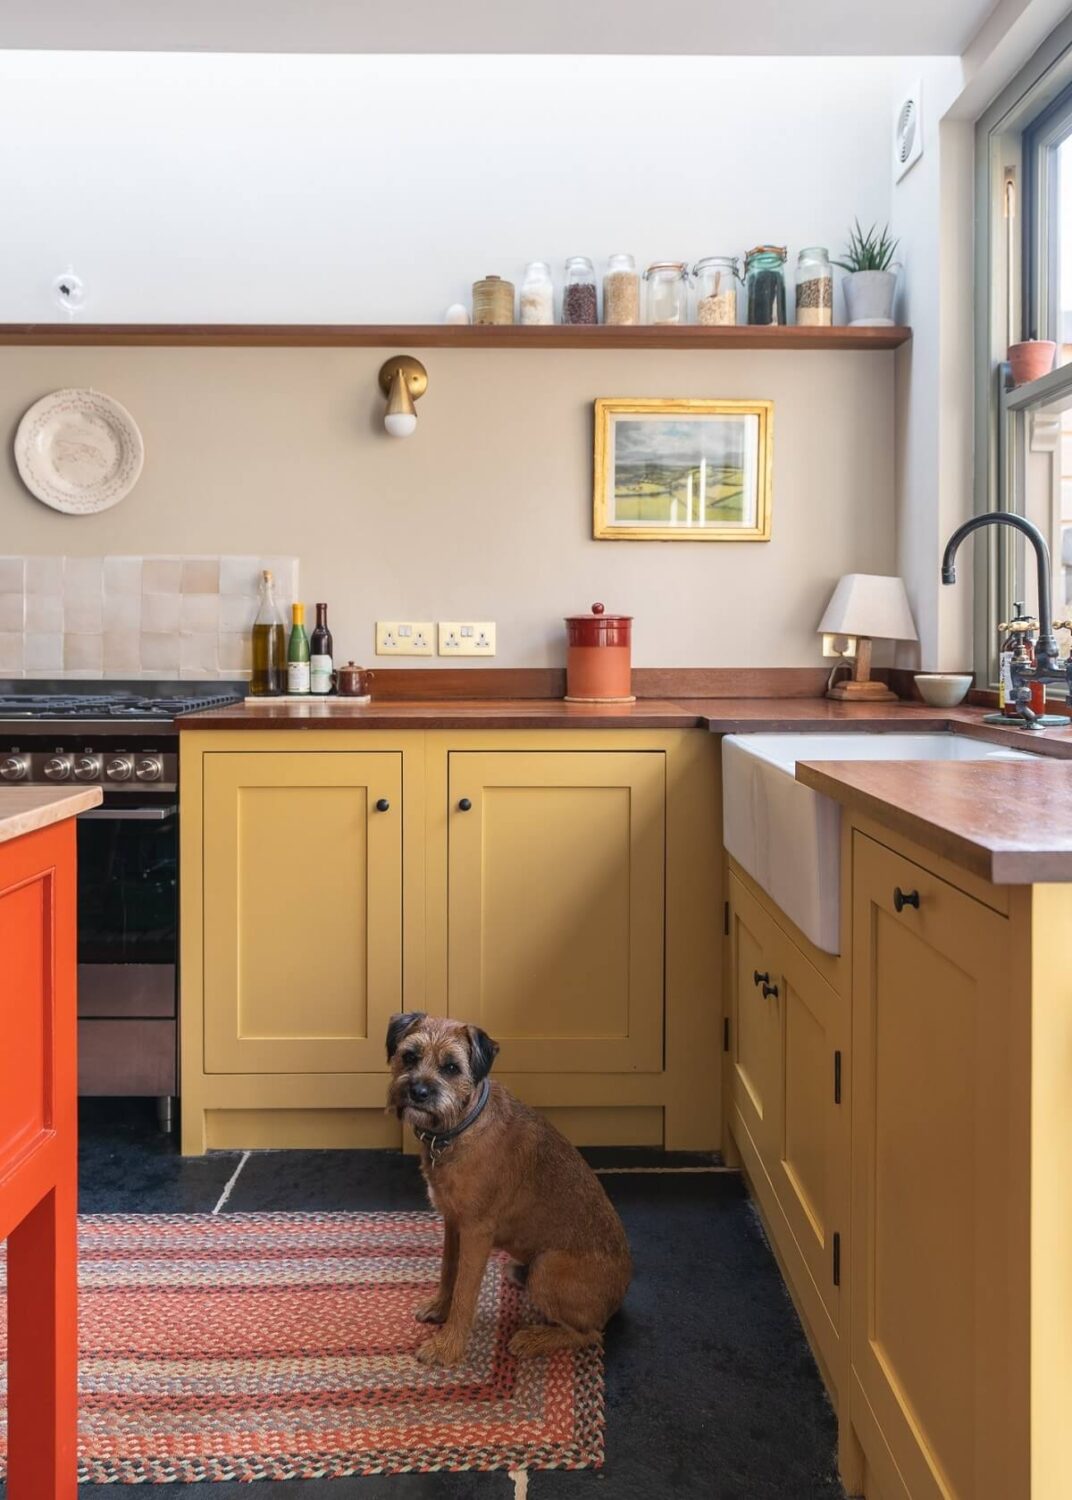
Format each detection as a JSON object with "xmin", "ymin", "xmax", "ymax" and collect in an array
[{"xmin": 310, "ymin": 602, "xmax": 334, "ymax": 695}]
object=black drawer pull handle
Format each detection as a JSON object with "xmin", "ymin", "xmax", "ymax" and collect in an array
[
  {"xmin": 375, "ymin": 798, "xmax": 390, "ymax": 812},
  {"xmin": 458, "ymin": 798, "xmax": 473, "ymax": 811},
  {"xmin": 752, "ymin": 970, "xmax": 769, "ymax": 987},
  {"xmin": 762, "ymin": 982, "xmax": 779, "ymax": 999},
  {"xmin": 893, "ymin": 887, "xmax": 920, "ymax": 912}
]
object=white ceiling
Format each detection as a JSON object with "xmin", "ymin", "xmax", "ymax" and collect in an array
[{"xmin": 0, "ymin": 0, "xmax": 999, "ymax": 56}]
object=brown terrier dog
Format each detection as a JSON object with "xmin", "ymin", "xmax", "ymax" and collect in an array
[{"xmin": 386, "ymin": 1012, "xmax": 632, "ymax": 1367}]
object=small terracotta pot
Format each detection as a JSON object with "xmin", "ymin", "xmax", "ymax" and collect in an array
[
  {"xmin": 1008, "ymin": 340, "xmax": 1056, "ymax": 387},
  {"xmin": 335, "ymin": 662, "xmax": 374, "ymax": 697}
]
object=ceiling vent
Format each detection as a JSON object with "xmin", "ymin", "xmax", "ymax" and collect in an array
[{"xmin": 894, "ymin": 81, "xmax": 923, "ymax": 182}]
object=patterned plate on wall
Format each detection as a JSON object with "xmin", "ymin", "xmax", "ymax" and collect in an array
[{"xmin": 14, "ymin": 388, "xmax": 144, "ymax": 514}]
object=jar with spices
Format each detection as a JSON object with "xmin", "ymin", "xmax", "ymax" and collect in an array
[
  {"xmin": 519, "ymin": 261, "xmax": 554, "ymax": 325},
  {"xmin": 472, "ymin": 274, "xmax": 515, "ymax": 325},
  {"xmin": 744, "ymin": 246, "xmax": 787, "ymax": 326},
  {"xmin": 644, "ymin": 261, "xmax": 689, "ymax": 324},
  {"xmin": 603, "ymin": 253, "xmax": 640, "ymax": 325},
  {"xmin": 691, "ymin": 257, "xmax": 740, "ymax": 326},
  {"xmin": 562, "ymin": 256, "xmax": 598, "ymax": 325},
  {"xmin": 795, "ymin": 246, "xmax": 833, "ymax": 327}
]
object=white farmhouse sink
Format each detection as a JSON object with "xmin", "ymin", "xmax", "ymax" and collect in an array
[{"xmin": 723, "ymin": 733, "xmax": 1034, "ymax": 955}]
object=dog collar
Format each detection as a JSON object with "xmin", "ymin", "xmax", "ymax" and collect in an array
[{"xmin": 414, "ymin": 1079, "xmax": 491, "ymax": 1164}]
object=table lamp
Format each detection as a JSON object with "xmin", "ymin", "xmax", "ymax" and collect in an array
[{"xmin": 818, "ymin": 574, "xmax": 917, "ymax": 702}]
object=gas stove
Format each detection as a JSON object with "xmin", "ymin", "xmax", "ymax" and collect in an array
[{"xmin": 0, "ymin": 678, "xmax": 244, "ymax": 787}]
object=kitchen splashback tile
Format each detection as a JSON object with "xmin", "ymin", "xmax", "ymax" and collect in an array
[{"xmin": 8, "ymin": 554, "xmax": 298, "ymax": 680}]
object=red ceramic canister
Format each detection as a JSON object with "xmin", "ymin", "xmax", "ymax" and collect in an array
[{"xmin": 564, "ymin": 603, "xmax": 635, "ymax": 703}]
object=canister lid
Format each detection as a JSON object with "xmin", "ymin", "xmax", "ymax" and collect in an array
[
  {"xmin": 565, "ymin": 602, "xmax": 632, "ymax": 623},
  {"xmin": 565, "ymin": 602, "xmax": 633, "ymax": 646}
]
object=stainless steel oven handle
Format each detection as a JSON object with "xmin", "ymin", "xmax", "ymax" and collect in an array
[{"xmin": 79, "ymin": 807, "xmax": 177, "ymax": 821}]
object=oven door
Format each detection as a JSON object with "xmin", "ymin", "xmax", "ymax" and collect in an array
[{"xmin": 76, "ymin": 800, "xmax": 179, "ymax": 1095}]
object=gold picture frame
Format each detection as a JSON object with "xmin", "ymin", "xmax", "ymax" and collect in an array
[{"xmin": 593, "ymin": 397, "xmax": 773, "ymax": 541}]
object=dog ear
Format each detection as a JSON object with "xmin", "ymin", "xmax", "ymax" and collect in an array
[
  {"xmin": 386, "ymin": 1012, "xmax": 426, "ymax": 1062},
  {"xmin": 466, "ymin": 1025, "xmax": 500, "ymax": 1084}
]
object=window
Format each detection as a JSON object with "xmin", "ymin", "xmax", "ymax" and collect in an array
[{"xmin": 977, "ymin": 22, "xmax": 1072, "ymax": 685}]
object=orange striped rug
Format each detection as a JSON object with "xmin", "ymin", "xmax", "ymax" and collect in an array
[{"xmin": 0, "ymin": 1211, "xmax": 604, "ymax": 1482}]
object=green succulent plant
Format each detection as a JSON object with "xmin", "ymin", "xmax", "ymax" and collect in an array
[{"xmin": 832, "ymin": 220, "xmax": 899, "ymax": 274}]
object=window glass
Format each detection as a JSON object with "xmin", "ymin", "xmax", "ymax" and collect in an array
[{"xmin": 1059, "ymin": 134, "xmax": 1072, "ymax": 364}]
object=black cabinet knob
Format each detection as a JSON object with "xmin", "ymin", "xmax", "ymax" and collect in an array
[
  {"xmin": 893, "ymin": 887, "xmax": 920, "ymax": 912},
  {"xmin": 752, "ymin": 970, "xmax": 769, "ymax": 987},
  {"xmin": 762, "ymin": 982, "xmax": 779, "ymax": 999},
  {"xmin": 458, "ymin": 798, "xmax": 473, "ymax": 812},
  {"xmin": 375, "ymin": 798, "xmax": 390, "ymax": 812}
]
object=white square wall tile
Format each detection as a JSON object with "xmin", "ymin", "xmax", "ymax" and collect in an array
[
  {"xmin": 179, "ymin": 632, "xmax": 219, "ymax": 671},
  {"xmin": 0, "ymin": 594, "xmax": 24, "ymax": 631},
  {"xmin": 64, "ymin": 597, "xmax": 103, "ymax": 634},
  {"xmin": 180, "ymin": 593, "xmax": 220, "ymax": 631},
  {"xmin": 142, "ymin": 558, "xmax": 182, "ymax": 594},
  {"xmin": 0, "ymin": 631, "xmax": 25, "ymax": 671},
  {"xmin": 103, "ymin": 556, "xmax": 143, "ymax": 596},
  {"xmin": 220, "ymin": 594, "xmax": 258, "ymax": 633},
  {"xmin": 103, "ymin": 594, "xmax": 141, "ymax": 632},
  {"xmin": 26, "ymin": 594, "xmax": 63, "ymax": 632},
  {"xmin": 25, "ymin": 556, "xmax": 63, "ymax": 595},
  {"xmin": 141, "ymin": 593, "xmax": 181, "ymax": 633},
  {"xmin": 102, "ymin": 631, "xmax": 140, "ymax": 670},
  {"xmin": 64, "ymin": 634, "xmax": 103, "ymax": 671},
  {"xmin": 181, "ymin": 558, "xmax": 220, "ymax": 594},
  {"xmin": 0, "ymin": 558, "xmax": 25, "ymax": 592},
  {"xmin": 219, "ymin": 556, "xmax": 260, "ymax": 596},
  {"xmin": 140, "ymin": 633, "xmax": 180, "ymax": 671},
  {"xmin": 219, "ymin": 632, "xmax": 253, "ymax": 670},
  {"xmin": 24, "ymin": 634, "xmax": 63, "ymax": 672},
  {"xmin": 64, "ymin": 557, "xmax": 103, "ymax": 601}
]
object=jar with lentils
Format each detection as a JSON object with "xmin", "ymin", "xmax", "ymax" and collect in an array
[
  {"xmin": 795, "ymin": 246, "xmax": 833, "ymax": 327},
  {"xmin": 562, "ymin": 256, "xmax": 598, "ymax": 325},
  {"xmin": 691, "ymin": 256, "xmax": 740, "ymax": 326},
  {"xmin": 603, "ymin": 253, "xmax": 640, "ymax": 325}
]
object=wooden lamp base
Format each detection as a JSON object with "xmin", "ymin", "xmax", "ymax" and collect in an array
[{"xmin": 825, "ymin": 636, "xmax": 900, "ymax": 703}]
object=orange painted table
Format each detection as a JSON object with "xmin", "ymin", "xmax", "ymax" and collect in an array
[{"xmin": 0, "ymin": 788, "xmax": 100, "ymax": 1498}]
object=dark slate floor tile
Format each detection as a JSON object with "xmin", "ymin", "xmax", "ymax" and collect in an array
[
  {"xmin": 78, "ymin": 1098, "xmax": 241, "ymax": 1215},
  {"xmin": 580, "ymin": 1147, "xmax": 724, "ymax": 1170},
  {"xmin": 224, "ymin": 1147, "xmax": 430, "ymax": 1213}
]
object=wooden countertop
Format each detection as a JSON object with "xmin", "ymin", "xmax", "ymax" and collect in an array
[
  {"xmin": 0, "ymin": 786, "xmax": 103, "ymax": 846},
  {"xmin": 796, "ymin": 759, "xmax": 1072, "ymax": 884}
]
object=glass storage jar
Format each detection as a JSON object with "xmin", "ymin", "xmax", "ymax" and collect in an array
[
  {"xmin": 795, "ymin": 246, "xmax": 833, "ymax": 327},
  {"xmin": 519, "ymin": 261, "xmax": 555, "ymax": 325},
  {"xmin": 603, "ymin": 253, "xmax": 640, "ymax": 325},
  {"xmin": 744, "ymin": 246, "xmax": 787, "ymax": 326},
  {"xmin": 692, "ymin": 256, "xmax": 740, "ymax": 326},
  {"xmin": 644, "ymin": 261, "xmax": 689, "ymax": 324},
  {"xmin": 562, "ymin": 256, "xmax": 598, "ymax": 324}
]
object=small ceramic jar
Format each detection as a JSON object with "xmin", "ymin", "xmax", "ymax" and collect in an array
[{"xmin": 335, "ymin": 662, "xmax": 374, "ymax": 698}]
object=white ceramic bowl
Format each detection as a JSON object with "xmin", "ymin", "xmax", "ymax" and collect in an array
[{"xmin": 913, "ymin": 673, "xmax": 973, "ymax": 707}]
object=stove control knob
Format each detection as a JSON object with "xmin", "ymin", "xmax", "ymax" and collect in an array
[
  {"xmin": 135, "ymin": 756, "xmax": 163, "ymax": 782},
  {"xmin": 105, "ymin": 755, "xmax": 134, "ymax": 782},
  {"xmin": 44, "ymin": 755, "xmax": 73, "ymax": 782},
  {"xmin": 0, "ymin": 754, "xmax": 29, "ymax": 781},
  {"xmin": 74, "ymin": 754, "xmax": 102, "ymax": 781}
]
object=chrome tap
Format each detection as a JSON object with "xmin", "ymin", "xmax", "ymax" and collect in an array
[{"xmin": 941, "ymin": 513, "xmax": 1068, "ymax": 729}]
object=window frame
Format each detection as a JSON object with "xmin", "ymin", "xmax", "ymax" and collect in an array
[{"xmin": 975, "ymin": 19, "xmax": 1072, "ymax": 688}]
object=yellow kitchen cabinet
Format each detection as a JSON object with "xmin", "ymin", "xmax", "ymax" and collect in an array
[
  {"xmin": 727, "ymin": 864, "xmax": 848, "ymax": 1396},
  {"xmin": 446, "ymin": 751, "xmax": 665, "ymax": 1073},
  {"xmin": 202, "ymin": 751, "xmax": 402, "ymax": 1075},
  {"xmin": 850, "ymin": 830, "xmax": 1028, "ymax": 1500},
  {"xmin": 180, "ymin": 727, "xmax": 720, "ymax": 1157}
]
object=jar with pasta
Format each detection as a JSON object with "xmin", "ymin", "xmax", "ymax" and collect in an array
[
  {"xmin": 603, "ymin": 253, "xmax": 640, "ymax": 325},
  {"xmin": 795, "ymin": 246, "xmax": 833, "ymax": 327},
  {"xmin": 691, "ymin": 257, "xmax": 740, "ymax": 326}
]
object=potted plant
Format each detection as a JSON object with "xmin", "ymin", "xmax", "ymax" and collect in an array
[
  {"xmin": 1007, "ymin": 338, "xmax": 1056, "ymax": 386},
  {"xmin": 833, "ymin": 220, "xmax": 900, "ymax": 327}
]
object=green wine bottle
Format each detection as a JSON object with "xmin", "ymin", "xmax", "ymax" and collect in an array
[{"xmin": 287, "ymin": 603, "xmax": 310, "ymax": 695}]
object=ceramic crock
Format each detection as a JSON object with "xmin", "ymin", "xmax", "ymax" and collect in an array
[
  {"xmin": 335, "ymin": 662, "xmax": 374, "ymax": 697},
  {"xmin": 564, "ymin": 603, "xmax": 635, "ymax": 703}
]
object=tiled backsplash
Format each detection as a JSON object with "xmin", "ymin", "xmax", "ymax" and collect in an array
[{"xmin": 0, "ymin": 556, "xmax": 299, "ymax": 679}]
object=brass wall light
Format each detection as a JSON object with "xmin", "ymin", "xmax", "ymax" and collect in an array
[{"xmin": 378, "ymin": 356, "xmax": 427, "ymax": 438}]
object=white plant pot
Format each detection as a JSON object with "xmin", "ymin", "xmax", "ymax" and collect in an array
[{"xmin": 842, "ymin": 270, "xmax": 897, "ymax": 327}]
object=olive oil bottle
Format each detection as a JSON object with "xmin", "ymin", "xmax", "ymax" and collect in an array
[{"xmin": 250, "ymin": 569, "xmax": 286, "ymax": 696}]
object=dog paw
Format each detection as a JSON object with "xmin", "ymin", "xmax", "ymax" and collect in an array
[
  {"xmin": 415, "ymin": 1298, "xmax": 450, "ymax": 1324},
  {"xmin": 415, "ymin": 1330, "xmax": 466, "ymax": 1367}
]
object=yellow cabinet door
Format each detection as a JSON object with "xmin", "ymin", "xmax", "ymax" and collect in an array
[
  {"xmin": 447, "ymin": 751, "xmax": 665, "ymax": 1072},
  {"xmin": 727, "ymin": 871, "xmax": 783, "ymax": 1164},
  {"xmin": 202, "ymin": 752, "xmax": 402, "ymax": 1074},
  {"xmin": 768, "ymin": 926, "xmax": 845, "ymax": 1354},
  {"xmin": 851, "ymin": 832, "xmax": 1026, "ymax": 1500}
]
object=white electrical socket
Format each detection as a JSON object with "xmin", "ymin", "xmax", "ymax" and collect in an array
[
  {"xmin": 437, "ymin": 621, "xmax": 497, "ymax": 657},
  {"xmin": 376, "ymin": 621, "xmax": 435, "ymax": 656}
]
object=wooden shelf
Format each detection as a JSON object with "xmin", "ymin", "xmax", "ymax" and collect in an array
[{"xmin": 0, "ymin": 323, "xmax": 912, "ymax": 351}]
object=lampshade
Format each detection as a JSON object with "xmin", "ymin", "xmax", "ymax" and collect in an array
[{"xmin": 818, "ymin": 574, "xmax": 918, "ymax": 642}]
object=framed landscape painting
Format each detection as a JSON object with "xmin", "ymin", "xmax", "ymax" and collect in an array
[{"xmin": 593, "ymin": 397, "xmax": 773, "ymax": 541}]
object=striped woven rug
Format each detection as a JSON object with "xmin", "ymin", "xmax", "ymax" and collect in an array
[{"xmin": 0, "ymin": 1211, "xmax": 604, "ymax": 1483}]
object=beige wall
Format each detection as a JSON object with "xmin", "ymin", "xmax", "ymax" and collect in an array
[{"xmin": 0, "ymin": 346, "xmax": 895, "ymax": 669}]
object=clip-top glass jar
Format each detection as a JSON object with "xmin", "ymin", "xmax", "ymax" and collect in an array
[
  {"xmin": 562, "ymin": 256, "xmax": 598, "ymax": 324},
  {"xmin": 692, "ymin": 257, "xmax": 740, "ymax": 326},
  {"xmin": 795, "ymin": 246, "xmax": 833, "ymax": 327},
  {"xmin": 744, "ymin": 246, "xmax": 787, "ymax": 326},
  {"xmin": 644, "ymin": 261, "xmax": 689, "ymax": 324},
  {"xmin": 603, "ymin": 253, "xmax": 640, "ymax": 325},
  {"xmin": 520, "ymin": 261, "xmax": 554, "ymax": 325}
]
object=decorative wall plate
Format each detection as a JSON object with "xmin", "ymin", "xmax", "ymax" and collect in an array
[{"xmin": 15, "ymin": 388, "xmax": 144, "ymax": 514}]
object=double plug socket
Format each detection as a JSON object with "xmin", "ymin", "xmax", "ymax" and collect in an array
[{"xmin": 375, "ymin": 621, "xmax": 496, "ymax": 657}]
